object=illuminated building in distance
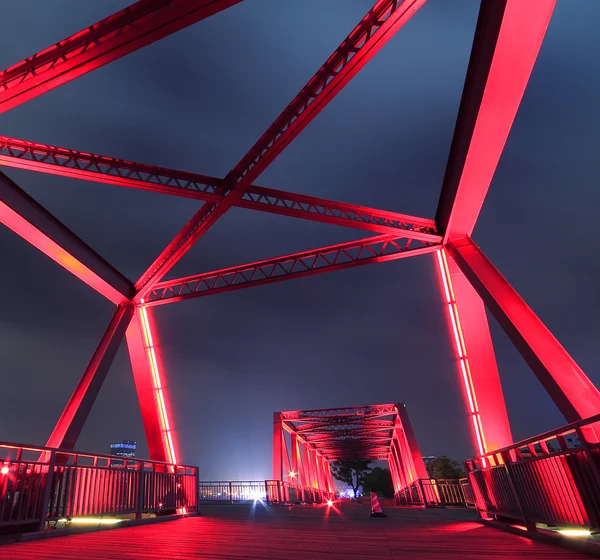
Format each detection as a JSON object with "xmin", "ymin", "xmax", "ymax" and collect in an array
[{"xmin": 109, "ymin": 440, "xmax": 137, "ymax": 458}]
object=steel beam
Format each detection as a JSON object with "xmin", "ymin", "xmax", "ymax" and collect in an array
[
  {"xmin": 0, "ymin": 0, "xmax": 242, "ymax": 113},
  {"xmin": 126, "ymin": 306, "xmax": 177, "ymax": 463},
  {"xmin": 436, "ymin": 249, "xmax": 512, "ymax": 454},
  {"xmin": 134, "ymin": 0, "xmax": 427, "ymax": 298},
  {"xmin": 449, "ymin": 237, "xmax": 600, "ymax": 422},
  {"xmin": 435, "ymin": 0, "xmax": 556, "ymax": 240},
  {"xmin": 45, "ymin": 304, "xmax": 134, "ymax": 450},
  {"xmin": 0, "ymin": 170, "xmax": 133, "ymax": 304},
  {"xmin": 272, "ymin": 412, "xmax": 284, "ymax": 481},
  {"xmin": 144, "ymin": 235, "xmax": 439, "ymax": 306},
  {"xmin": 0, "ymin": 136, "xmax": 440, "ymax": 243}
]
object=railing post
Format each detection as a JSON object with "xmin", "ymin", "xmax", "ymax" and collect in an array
[
  {"xmin": 499, "ymin": 452, "xmax": 531, "ymax": 529},
  {"xmin": 136, "ymin": 460, "xmax": 145, "ymax": 519},
  {"xmin": 38, "ymin": 450, "xmax": 57, "ymax": 532},
  {"xmin": 229, "ymin": 481, "xmax": 233, "ymax": 504}
]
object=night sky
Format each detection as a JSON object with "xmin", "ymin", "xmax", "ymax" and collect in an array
[{"xmin": 1, "ymin": 1, "xmax": 599, "ymax": 480}]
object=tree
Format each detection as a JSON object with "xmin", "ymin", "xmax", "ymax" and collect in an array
[
  {"xmin": 331, "ymin": 460, "xmax": 374, "ymax": 498},
  {"xmin": 425, "ymin": 456, "xmax": 465, "ymax": 479},
  {"xmin": 362, "ymin": 467, "xmax": 394, "ymax": 498}
]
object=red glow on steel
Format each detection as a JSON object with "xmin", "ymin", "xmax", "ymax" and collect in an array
[
  {"xmin": 0, "ymin": 200, "xmax": 127, "ymax": 304},
  {"xmin": 437, "ymin": 249, "xmax": 486, "ymax": 457},
  {"xmin": 138, "ymin": 302, "xmax": 177, "ymax": 465}
]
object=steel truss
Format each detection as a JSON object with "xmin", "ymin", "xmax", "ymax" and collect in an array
[
  {"xmin": 273, "ymin": 404, "xmax": 428, "ymax": 494},
  {"xmin": 1, "ymin": 0, "xmax": 599, "ymax": 469}
]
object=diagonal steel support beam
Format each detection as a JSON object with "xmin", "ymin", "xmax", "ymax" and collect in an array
[
  {"xmin": 0, "ymin": 0, "xmax": 242, "ymax": 113},
  {"xmin": 134, "ymin": 0, "xmax": 427, "ymax": 299},
  {"xmin": 144, "ymin": 234, "xmax": 439, "ymax": 306},
  {"xmin": 435, "ymin": 0, "xmax": 556, "ymax": 240},
  {"xmin": 0, "ymin": 170, "xmax": 134, "ymax": 304},
  {"xmin": 448, "ymin": 237, "xmax": 600, "ymax": 423},
  {"xmin": 0, "ymin": 135, "xmax": 439, "ymax": 243}
]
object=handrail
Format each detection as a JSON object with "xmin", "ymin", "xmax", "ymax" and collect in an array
[
  {"xmin": 0, "ymin": 440, "xmax": 196, "ymax": 469},
  {"xmin": 465, "ymin": 412, "xmax": 600, "ymax": 462}
]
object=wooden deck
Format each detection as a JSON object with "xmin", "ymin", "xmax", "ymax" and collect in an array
[{"xmin": 0, "ymin": 503, "xmax": 591, "ymax": 559}]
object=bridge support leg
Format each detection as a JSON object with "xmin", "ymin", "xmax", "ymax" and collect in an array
[
  {"xmin": 449, "ymin": 238, "xmax": 600, "ymax": 425},
  {"xmin": 126, "ymin": 306, "xmax": 177, "ymax": 463},
  {"xmin": 394, "ymin": 405, "xmax": 428, "ymax": 482},
  {"xmin": 436, "ymin": 249, "xmax": 513, "ymax": 454},
  {"xmin": 45, "ymin": 304, "xmax": 134, "ymax": 451},
  {"xmin": 272, "ymin": 412, "xmax": 284, "ymax": 480}
]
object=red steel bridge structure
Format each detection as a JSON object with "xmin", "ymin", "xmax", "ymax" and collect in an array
[
  {"xmin": 273, "ymin": 404, "xmax": 430, "ymax": 499},
  {"xmin": 2, "ymin": 0, "xmax": 600, "ymax": 541}
]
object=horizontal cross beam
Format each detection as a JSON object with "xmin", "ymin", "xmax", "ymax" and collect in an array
[
  {"xmin": 282, "ymin": 404, "xmax": 397, "ymax": 419},
  {"xmin": 0, "ymin": 136, "xmax": 439, "ymax": 243},
  {"xmin": 144, "ymin": 235, "xmax": 439, "ymax": 306},
  {"xmin": 0, "ymin": 0, "xmax": 242, "ymax": 113},
  {"xmin": 134, "ymin": 0, "xmax": 427, "ymax": 298}
]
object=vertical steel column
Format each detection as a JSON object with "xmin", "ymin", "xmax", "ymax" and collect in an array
[
  {"xmin": 391, "ymin": 438, "xmax": 409, "ymax": 487},
  {"xmin": 126, "ymin": 306, "xmax": 177, "ymax": 463},
  {"xmin": 272, "ymin": 413, "xmax": 284, "ymax": 480},
  {"xmin": 316, "ymin": 453, "xmax": 327, "ymax": 492},
  {"xmin": 436, "ymin": 249, "xmax": 513, "ymax": 454},
  {"xmin": 395, "ymin": 404, "xmax": 428, "ymax": 480},
  {"xmin": 46, "ymin": 304, "xmax": 134, "ymax": 451},
  {"xmin": 387, "ymin": 456, "xmax": 402, "ymax": 492},
  {"xmin": 449, "ymin": 238, "xmax": 600, "ymax": 423},
  {"xmin": 298, "ymin": 439, "xmax": 310, "ymax": 489},
  {"xmin": 291, "ymin": 432, "xmax": 299, "ymax": 484}
]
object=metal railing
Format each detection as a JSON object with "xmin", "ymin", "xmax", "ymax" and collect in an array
[
  {"xmin": 465, "ymin": 414, "xmax": 600, "ymax": 531},
  {"xmin": 0, "ymin": 441, "xmax": 198, "ymax": 533},
  {"xmin": 395, "ymin": 478, "xmax": 473, "ymax": 507},
  {"xmin": 198, "ymin": 480, "xmax": 334, "ymax": 504}
]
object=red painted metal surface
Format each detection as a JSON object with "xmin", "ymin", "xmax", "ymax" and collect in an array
[
  {"xmin": 0, "ymin": 441, "xmax": 198, "ymax": 532},
  {"xmin": 126, "ymin": 306, "xmax": 177, "ymax": 463},
  {"xmin": 448, "ymin": 237, "xmax": 600, "ymax": 424},
  {"xmin": 465, "ymin": 414, "xmax": 600, "ymax": 531},
  {"xmin": 1, "ymin": 0, "xmax": 598, "ymax": 527},
  {"xmin": 436, "ymin": 248, "xmax": 512, "ymax": 455},
  {"xmin": 274, "ymin": 404, "xmax": 427, "ymax": 496},
  {"xmin": 144, "ymin": 235, "xmax": 439, "ymax": 306},
  {"xmin": 0, "ymin": 0, "xmax": 242, "ymax": 114},
  {"xmin": 0, "ymin": 171, "xmax": 133, "ymax": 305},
  {"xmin": 45, "ymin": 305, "xmax": 134, "ymax": 452},
  {"xmin": 0, "ymin": 136, "xmax": 440, "ymax": 243},
  {"xmin": 435, "ymin": 0, "xmax": 556, "ymax": 241},
  {"xmin": 134, "ymin": 0, "xmax": 427, "ymax": 298}
]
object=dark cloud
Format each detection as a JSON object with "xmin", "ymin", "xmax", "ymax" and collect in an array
[{"xmin": 0, "ymin": 0, "xmax": 598, "ymax": 477}]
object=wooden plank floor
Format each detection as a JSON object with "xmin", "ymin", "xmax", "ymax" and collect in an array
[{"xmin": 0, "ymin": 503, "xmax": 591, "ymax": 559}]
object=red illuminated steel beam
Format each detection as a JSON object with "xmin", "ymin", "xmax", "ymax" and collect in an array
[
  {"xmin": 134, "ymin": 0, "xmax": 427, "ymax": 298},
  {"xmin": 448, "ymin": 237, "xmax": 600, "ymax": 423},
  {"xmin": 0, "ymin": 170, "xmax": 133, "ymax": 304},
  {"xmin": 0, "ymin": 0, "xmax": 242, "ymax": 113},
  {"xmin": 436, "ymin": 248, "xmax": 512, "ymax": 454},
  {"xmin": 46, "ymin": 305, "xmax": 134, "ymax": 451},
  {"xmin": 295, "ymin": 420, "xmax": 394, "ymax": 433},
  {"xmin": 144, "ymin": 235, "xmax": 439, "ymax": 306},
  {"xmin": 282, "ymin": 404, "xmax": 397, "ymax": 419},
  {"xmin": 126, "ymin": 305, "xmax": 177, "ymax": 463},
  {"xmin": 435, "ymin": 0, "xmax": 556, "ymax": 240},
  {"xmin": 0, "ymin": 136, "xmax": 439, "ymax": 243}
]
